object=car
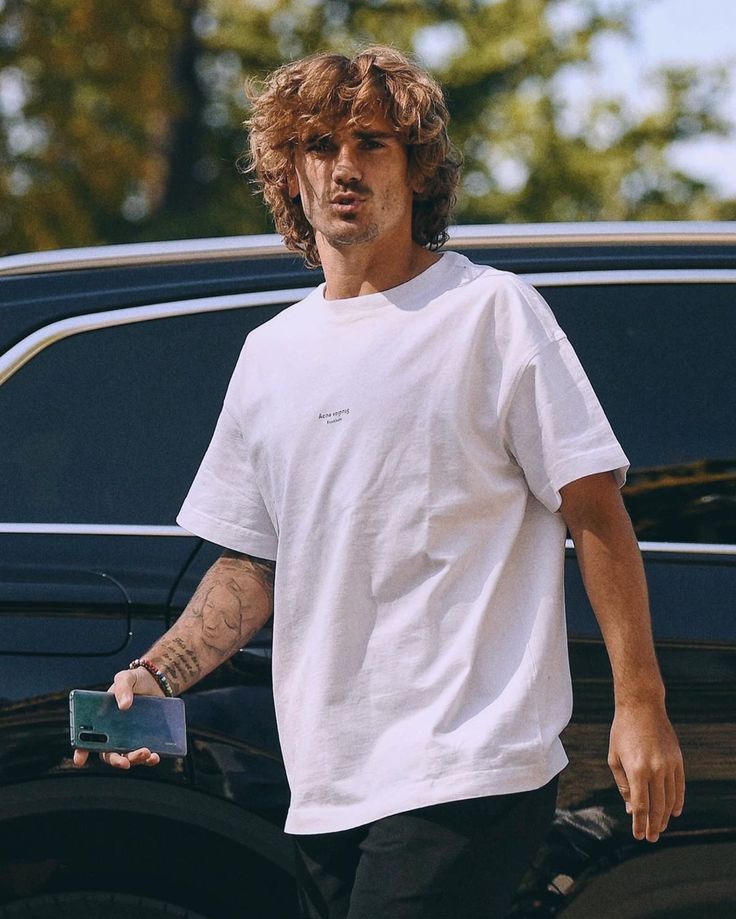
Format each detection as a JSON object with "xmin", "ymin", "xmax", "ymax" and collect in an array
[{"xmin": 0, "ymin": 222, "xmax": 734, "ymax": 918}]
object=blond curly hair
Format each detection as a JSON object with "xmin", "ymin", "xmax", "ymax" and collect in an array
[{"xmin": 241, "ymin": 46, "xmax": 462, "ymax": 268}]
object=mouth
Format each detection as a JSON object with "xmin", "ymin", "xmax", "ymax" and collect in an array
[{"xmin": 330, "ymin": 194, "xmax": 366, "ymax": 215}]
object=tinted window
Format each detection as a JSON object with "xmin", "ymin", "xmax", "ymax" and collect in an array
[
  {"xmin": 4, "ymin": 279, "xmax": 734, "ymax": 544},
  {"xmin": 0, "ymin": 303, "xmax": 286, "ymax": 523},
  {"xmin": 544, "ymin": 281, "xmax": 736, "ymax": 545}
]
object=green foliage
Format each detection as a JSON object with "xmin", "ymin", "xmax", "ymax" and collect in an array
[{"xmin": 0, "ymin": 0, "xmax": 733, "ymax": 255}]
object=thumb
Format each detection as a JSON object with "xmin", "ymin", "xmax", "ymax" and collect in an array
[
  {"xmin": 110, "ymin": 670, "xmax": 137, "ymax": 710},
  {"xmin": 609, "ymin": 756, "xmax": 632, "ymax": 814}
]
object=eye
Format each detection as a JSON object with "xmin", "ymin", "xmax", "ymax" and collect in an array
[{"xmin": 305, "ymin": 136, "xmax": 333, "ymax": 154}]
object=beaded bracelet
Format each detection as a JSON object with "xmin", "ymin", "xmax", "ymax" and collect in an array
[{"xmin": 129, "ymin": 657, "xmax": 174, "ymax": 697}]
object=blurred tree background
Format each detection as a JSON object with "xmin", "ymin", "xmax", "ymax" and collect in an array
[{"xmin": 0, "ymin": 0, "xmax": 734, "ymax": 255}]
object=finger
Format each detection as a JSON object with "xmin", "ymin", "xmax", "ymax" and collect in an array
[
  {"xmin": 73, "ymin": 749, "xmax": 89, "ymax": 768},
  {"xmin": 126, "ymin": 747, "xmax": 155, "ymax": 766},
  {"xmin": 646, "ymin": 774, "xmax": 666, "ymax": 843},
  {"xmin": 629, "ymin": 778, "xmax": 649, "ymax": 841},
  {"xmin": 662, "ymin": 772, "xmax": 676, "ymax": 832},
  {"xmin": 100, "ymin": 751, "xmax": 131, "ymax": 770},
  {"xmin": 144, "ymin": 753, "xmax": 161, "ymax": 767},
  {"xmin": 608, "ymin": 758, "xmax": 632, "ymax": 813},
  {"xmin": 673, "ymin": 758, "xmax": 686, "ymax": 817}
]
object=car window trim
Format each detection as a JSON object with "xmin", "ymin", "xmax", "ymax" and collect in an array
[
  {"xmin": 0, "ymin": 524, "xmax": 733, "ymax": 558},
  {"xmin": 2, "ymin": 270, "xmax": 735, "ymax": 388},
  {"xmin": 0, "ymin": 287, "xmax": 316, "ymax": 386}
]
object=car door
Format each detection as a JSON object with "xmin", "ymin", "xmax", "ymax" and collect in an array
[
  {"xmin": 537, "ymin": 271, "xmax": 736, "ymax": 820},
  {"xmin": 0, "ymin": 284, "xmax": 302, "ymax": 772}
]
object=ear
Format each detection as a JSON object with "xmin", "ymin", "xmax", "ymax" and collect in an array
[
  {"xmin": 408, "ymin": 163, "xmax": 426, "ymax": 197},
  {"xmin": 287, "ymin": 170, "xmax": 300, "ymax": 199}
]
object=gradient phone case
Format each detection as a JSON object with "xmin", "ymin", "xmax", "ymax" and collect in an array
[{"xmin": 69, "ymin": 689, "xmax": 187, "ymax": 757}]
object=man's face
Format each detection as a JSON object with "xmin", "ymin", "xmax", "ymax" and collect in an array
[{"xmin": 287, "ymin": 111, "xmax": 418, "ymax": 254}]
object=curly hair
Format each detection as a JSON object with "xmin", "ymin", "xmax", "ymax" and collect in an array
[{"xmin": 241, "ymin": 46, "xmax": 462, "ymax": 268}]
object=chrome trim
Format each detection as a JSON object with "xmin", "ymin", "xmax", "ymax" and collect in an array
[
  {"xmin": 453, "ymin": 221, "xmax": 736, "ymax": 248},
  {"xmin": 525, "ymin": 269, "xmax": 736, "ymax": 287},
  {"xmin": 2, "ymin": 222, "xmax": 735, "ymax": 276},
  {"xmin": 565, "ymin": 539, "xmax": 736, "ymax": 556},
  {"xmin": 2, "ymin": 269, "xmax": 734, "ymax": 388},
  {"xmin": 0, "ymin": 525, "xmax": 733, "ymax": 555},
  {"xmin": 0, "ymin": 234, "xmax": 292, "ymax": 276},
  {"xmin": 0, "ymin": 287, "xmax": 315, "ymax": 386},
  {"xmin": 0, "ymin": 524, "xmax": 190, "ymax": 536}
]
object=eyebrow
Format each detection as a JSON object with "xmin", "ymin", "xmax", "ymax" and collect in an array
[
  {"xmin": 299, "ymin": 128, "xmax": 399, "ymax": 151},
  {"xmin": 353, "ymin": 130, "xmax": 396, "ymax": 140},
  {"xmin": 302, "ymin": 129, "xmax": 396, "ymax": 142}
]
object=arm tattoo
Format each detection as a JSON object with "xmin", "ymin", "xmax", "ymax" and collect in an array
[
  {"xmin": 146, "ymin": 551, "xmax": 276, "ymax": 694},
  {"xmin": 158, "ymin": 636, "xmax": 202, "ymax": 686},
  {"xmin": 221, "ymin": 549, "xmax": 275, "ymax": 602}
]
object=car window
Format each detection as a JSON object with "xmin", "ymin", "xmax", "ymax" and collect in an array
[
  {"xmin": 3, "ymin": 278, "xmax": 733, "ymax": 545},
  {"xmin": 0, "ymin": 302, "xmax": 285, "ymax": 524},
  {"xmin": 544, "ymin": 281, "xmax": 736, "ymax": 546}
]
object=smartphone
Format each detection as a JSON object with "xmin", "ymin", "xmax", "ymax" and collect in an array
[{"xmin": 69, "ymin": 689, "xmax": 187, "ymax": 757}]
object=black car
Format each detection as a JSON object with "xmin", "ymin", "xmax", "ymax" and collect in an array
[{"xmin": 0, "ymin": 223, "xmax": 734, "ymax": 918}]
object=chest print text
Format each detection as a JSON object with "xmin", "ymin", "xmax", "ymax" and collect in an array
[{"xmin": 318, "ymin": 407, "xmax": 350, "ymax": 425}]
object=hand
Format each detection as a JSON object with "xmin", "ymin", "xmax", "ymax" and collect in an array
[
  {"xmin": 608, "ymin": 702, "xmax": 685, "ymax": 843},
  {"xmin": 72, "ymin": 667, "xmax": 165, "ymax": 770}
]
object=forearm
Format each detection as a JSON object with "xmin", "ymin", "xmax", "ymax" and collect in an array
[
  {"xmin": 576, "ymin": 518, "xmax": 664, "ymax": 705},
  {"xmin": 561, "ymin": 473, "xmax": 665, "ymax": 707},
  {"xmin": 561, "ymin": 472, "xmax": 684, "ymax": 840},
  {"xmin": 142, "ymin": 550, "xmax": 275, "ymax": 695}
]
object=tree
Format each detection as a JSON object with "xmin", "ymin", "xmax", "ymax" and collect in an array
[
  {"xmin": 0, "ymin": 0, "xmax": 733, "ymax": 255},
  {"xmin": 0, "ymin": 0, "xmax": 195, "ymax": 252}
]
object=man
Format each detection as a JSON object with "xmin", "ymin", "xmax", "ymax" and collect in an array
[{"xmin": 74, "ymin": 46, "xmax": 685, "ymax": 918}]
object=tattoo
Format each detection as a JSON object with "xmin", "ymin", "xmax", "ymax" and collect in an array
[
  {"xmin": 158, "ymin": 637, "xmax": 202, "ymax": 686},
  {"xmin": 221, "ymin": 550, "xmax": 275, "ymax": 603},
  {"xmin": 147, "ymin": 551, "xmax": 275, "ymax": 694},
  {"xmin": 189, "ymin": 552, "xmax": 274, "ymax": 654}
]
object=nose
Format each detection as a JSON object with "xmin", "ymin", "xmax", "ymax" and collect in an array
[{"xmin": 332, "ymin": 143, "xmax": 361, "ymax": 185}]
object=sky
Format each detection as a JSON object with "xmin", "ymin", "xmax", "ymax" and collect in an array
[
  {"xmin": 590, "ymin": 0, "xmax": 736, "ymax": 194},
  {"xmin": 412, "ymin": 0, "xmax": 736, "ymax": 200}
]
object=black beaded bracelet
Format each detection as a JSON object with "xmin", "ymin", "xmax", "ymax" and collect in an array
[{"xmin": 129, "ymin": 657, "xmax": 174, "ymax": 697}]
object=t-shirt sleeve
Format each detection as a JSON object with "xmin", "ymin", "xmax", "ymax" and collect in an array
[
  {"xmin": 505, "ymin": 334, "xmax": 630, "ymax": 513},
  {"xmin": 176, "ymin": 404, "xmax": 278, "ymax": 560}
]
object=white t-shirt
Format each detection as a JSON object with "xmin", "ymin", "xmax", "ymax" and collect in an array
[{"xmin": 177, "ymin": 252, "xmax": 629, "ymax": 834}]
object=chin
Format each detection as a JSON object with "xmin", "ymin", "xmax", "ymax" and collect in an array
[{"xmin": 329, "ymin": 226, "xmax": 379, "ymax": 247}]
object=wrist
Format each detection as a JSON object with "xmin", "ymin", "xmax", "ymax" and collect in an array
[
  {"xmin": 612, "ymin": 659, "xmax": 666, "ymax": 708},
  {"xmin": 614, "ymin": 685, "xmax": 666, "ymax": 711},
  {"xmin": 129, "ymin": 657, "xmax": 174, "ymax": 697}
]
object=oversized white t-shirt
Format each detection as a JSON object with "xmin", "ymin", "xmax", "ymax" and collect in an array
[{"xmin": 177, "ymin": 251, "xmax": 629, "ymax": 834}]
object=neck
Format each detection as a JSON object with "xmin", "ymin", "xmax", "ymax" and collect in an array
[{"xmin": 319, "ymin": 237, "xmax": 440, "ymax": 300}]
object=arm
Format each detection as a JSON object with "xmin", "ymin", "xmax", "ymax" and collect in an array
[
  {"xmin": 559, "ymin": 471, "xmax": 685, "ymax": 843},
  {"xmin": 143, "ymin": 548, "xmax": 275, "ymax": 696},
  {"xmin": 72, "ymin": 549, "xmax": 275, "ymax": 769}
]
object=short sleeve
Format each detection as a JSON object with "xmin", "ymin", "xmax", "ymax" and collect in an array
[
  {"xmin": 176, "ymin": 405, "xmax": 278, "ymax": 560},
  {"xmin": 505, "ymin": 335, "xmax": 629, "ymax": 513}
]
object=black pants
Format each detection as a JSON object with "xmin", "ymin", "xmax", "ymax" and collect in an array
[{"xmin": 293, "ymin": 776, "xmax": 558, "ymax": 919}]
